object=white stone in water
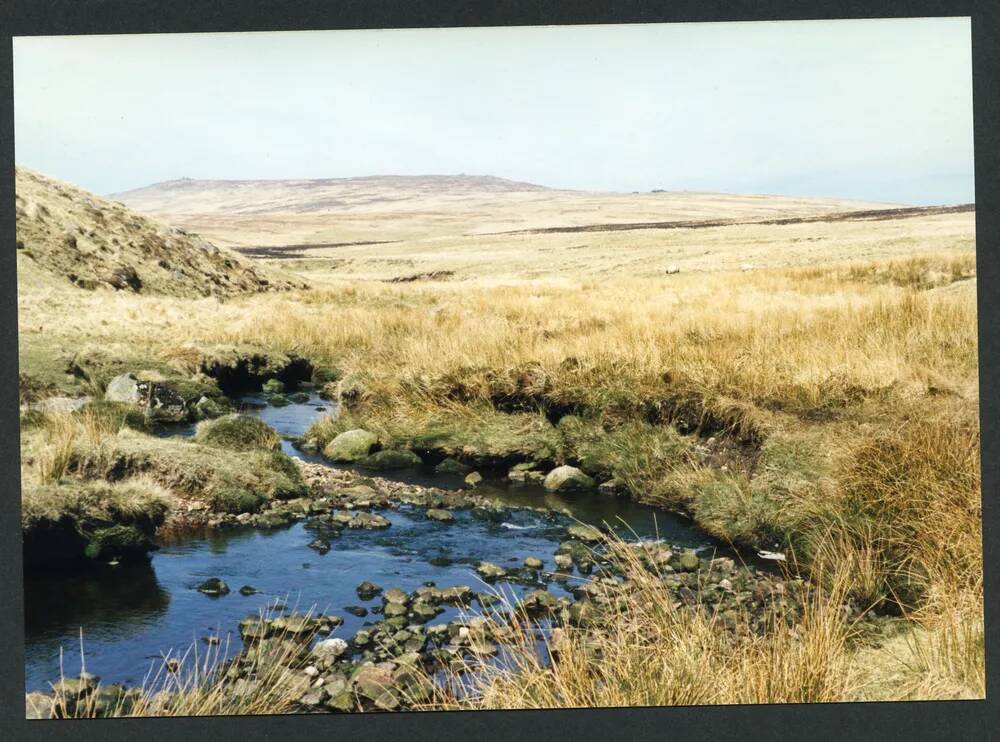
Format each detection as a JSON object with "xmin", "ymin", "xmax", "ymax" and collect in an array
[
  {"xmin": 458, "ymin": 627, "xmax": 470, "ymax": 640},
  {"xmin": 313, "ymin": 637, "xmax": 348, "ymax": 660},
  {"xmin": 304, "ymin": 665, "xmax": 319, "ymax": 677},
  {"xmin": 313, "ymin": 677, "xmax": 325, "ymax": 687}
]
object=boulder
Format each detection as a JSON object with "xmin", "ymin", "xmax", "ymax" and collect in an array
[
  {"xmin": 322, "ymin": 429, "xmax": 379, "ymax": 463},
  {"xmin": 358, "ymin": 449, "xmax": 422, "ymax": 470},
  {"xmin": 544, "ymin": 466, "xmax": 596, "ymax": 493},
  {"xmin": 523, "ymin": 556, "xmax": 544, "ymax": 570},
  {"xmin": 104, "ymin": 373, "xmax": 142, "ymax": 405},
  {"xmin": 464, "ymin": 471, "xmax": 483, "ymax": 487}
]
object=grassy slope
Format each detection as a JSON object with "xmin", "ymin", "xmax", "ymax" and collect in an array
[{"xmin": 15, "ymin": 167, "xmax": 305, "ymax": 297}]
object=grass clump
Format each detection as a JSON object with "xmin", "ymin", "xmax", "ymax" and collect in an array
[{"xmin": 194, "ymin": 414, "xmax": 282, "ymax": 452}]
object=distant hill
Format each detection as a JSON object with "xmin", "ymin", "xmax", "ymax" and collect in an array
[
  {"xmin": 110, "ymin": 174, "xmax": 902, "ymax": 250},
  {"xmin": 112, "ymin": 174, "xmax": 552, "ymax": 215},
  {"xmin": 15, "ymin": 167, "xmax": 305, "ymax": 298}
]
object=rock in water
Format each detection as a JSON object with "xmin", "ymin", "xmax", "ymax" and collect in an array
[
  {"xmin": 322, "ymin": 429, "xmax": 378, "ymax": 463},
  {"xmin": 543, "ymin": 465, "xmax": 596, "ymax": 493},
  {"xmin": 434, "ymin": 457, "xmax": 470, "ymax": 475},
  {"xmin": 196, "ymin": 577, "xmax": 230, "ymax": 595},
  {"xmin": 566, "ymin": 524, "xmax": 603, "ymax": 543},
  {"xmin": 426, "ymin": 508, "xmax": 455, "ymax": 523}
]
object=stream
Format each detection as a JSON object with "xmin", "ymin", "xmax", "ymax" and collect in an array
[{"xmin": 24, "ymin": 395, "xmax": 718, "ymax": 692}]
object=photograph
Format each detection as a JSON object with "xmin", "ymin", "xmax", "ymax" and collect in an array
[{"xmin": 13, "ymin": 17, "xmax": 983, "ymax": 719}]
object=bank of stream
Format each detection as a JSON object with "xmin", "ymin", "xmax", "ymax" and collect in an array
[{"xmin": 23, "ymin": 394, "xmax": 757, "ymax": 700}]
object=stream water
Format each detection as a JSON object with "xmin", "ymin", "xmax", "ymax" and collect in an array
[{"xmin": 23, "ymin": 396, "xmax": 716, "ymax": 692}]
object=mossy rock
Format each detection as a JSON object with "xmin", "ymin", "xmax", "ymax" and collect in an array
[
  {"xmin": 209, "ymin": 484, "xmax": 267, "ymax": 515},
  {"xmin": 358, "ymin": 448, "xmax": 422, "ymax": 470},
  {"xmin": 323, "ymin": 429, "xmax": 378, "ymax": 463},
  {"xmin": 434, "ymin": 457, "xmax": 470, "ymax": 475},
  {"xmin": 195, "ymin": 414, "xmax": 282, "ymax": 451}
]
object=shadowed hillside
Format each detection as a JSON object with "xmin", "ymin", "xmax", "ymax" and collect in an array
[{"xmin": 15, "ymin": 168, "xmax": 305, "ymax": 298}]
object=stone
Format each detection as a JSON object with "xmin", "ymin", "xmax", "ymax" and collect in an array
[
  {"xmin": 383, "ymin": 587, "xmax": 410, "ymax": 605},
  {"xmin": 544, "ymin": 466, "xmax": 596, "ymax": 493},
  {"xmin": 383, "ymin": 602, "xmax": 409, "ymax": 618},
  {"xmin": 439, "ymin": 585, "xmax": 473, "ymax": 604},
  {"xmin": 476, "ymin": 562, "xmax": 507, "ymax": 581},
  {"xmin": 518, "ymin": 590, "xmax": 560, "ymax": 615},
  {"xmin": 426, "ymin": 508, "xmax": 455, "ymax": 523},
  {"xmin": 193, "ymin": 395, "xmax": 226, "ymax": 420},
  {"xmin": 196, "ymin": 577, "xmax": 230, "ymax": 596},
  {"xmin": 434, "ymin": 457, "xmax": 470, "ymax": 475},
  {"xmin": 352, "ymin": 663, "xmax": 395, "ymax": 701},
  {"xmin": 464, "ymin": 471, "xmax": 483, "ymax": 487},
  {"xmin": 598, "ymin": 478, "xmax": 623, "ymax": 495},
  {"xmin": 523, "ymin": 556, "xmax": 544, "ymax": 570},
  {"xmin": 104, "ymin": 373, "xmax": 143, "ymax": 404},
  {"xmin": 554, "ymin": 553, "xmax": 573, "ymax": 571},
  {"xmin": 238, "ymin": 585, "xmax": 258, "ymax": 596},
  {"xmin": 271, "ymin": 613, "xmax": 314, "ymax": 637},
  {"xmin": 313, "ymin": 638, "xmax": 348, "ymax": 661},
  {"xmin": 347, "ymin": 512, "xmax": 391, "ymax": 530},
  {"xmin": 566, "ymin": 524, "xmax": 603, "ymax": 543},
  {"xmin": 307, "ymin": 537, "xmax": 331, "ymax": 554},
  {"xmin": 358, "ymin": 449, "xmax": 422, "ymax": 470},
  {"xmin": 410, "ymin": 601, "xmax": 441, "ymax": 622},
  {"xmin": 322, "ymin": 429, "xmax": 379, "ymax": 463},
  {"xmin": 345, "ymin": 605, "xmax": 368, "ymax": 617},
  {"xmin": 326, "ymin": 690, "xmax": 355, "ymax": 712},
  {"xmin": 356, "ymin": 581, "xmax": 382, "ymax": 600},
  {"xmin": 666, "ymin": 264, "xmax": 680, "ymax": 274},
  {"xmin": 25, "ymin": 692, "xmax": 55, "ymax": 719},
  {"xmin": 239, "ymin": 615, "xmax": 273, "ymax": 641}
]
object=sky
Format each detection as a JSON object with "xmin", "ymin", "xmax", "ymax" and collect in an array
[{"xmin": 13, "ymin": 18, "xmax": 974, "ymax": 205}]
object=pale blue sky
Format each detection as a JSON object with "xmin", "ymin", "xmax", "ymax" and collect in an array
[{"xmin": 13, "ymin": 18, "xmax": 974, "ymax": 204}]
